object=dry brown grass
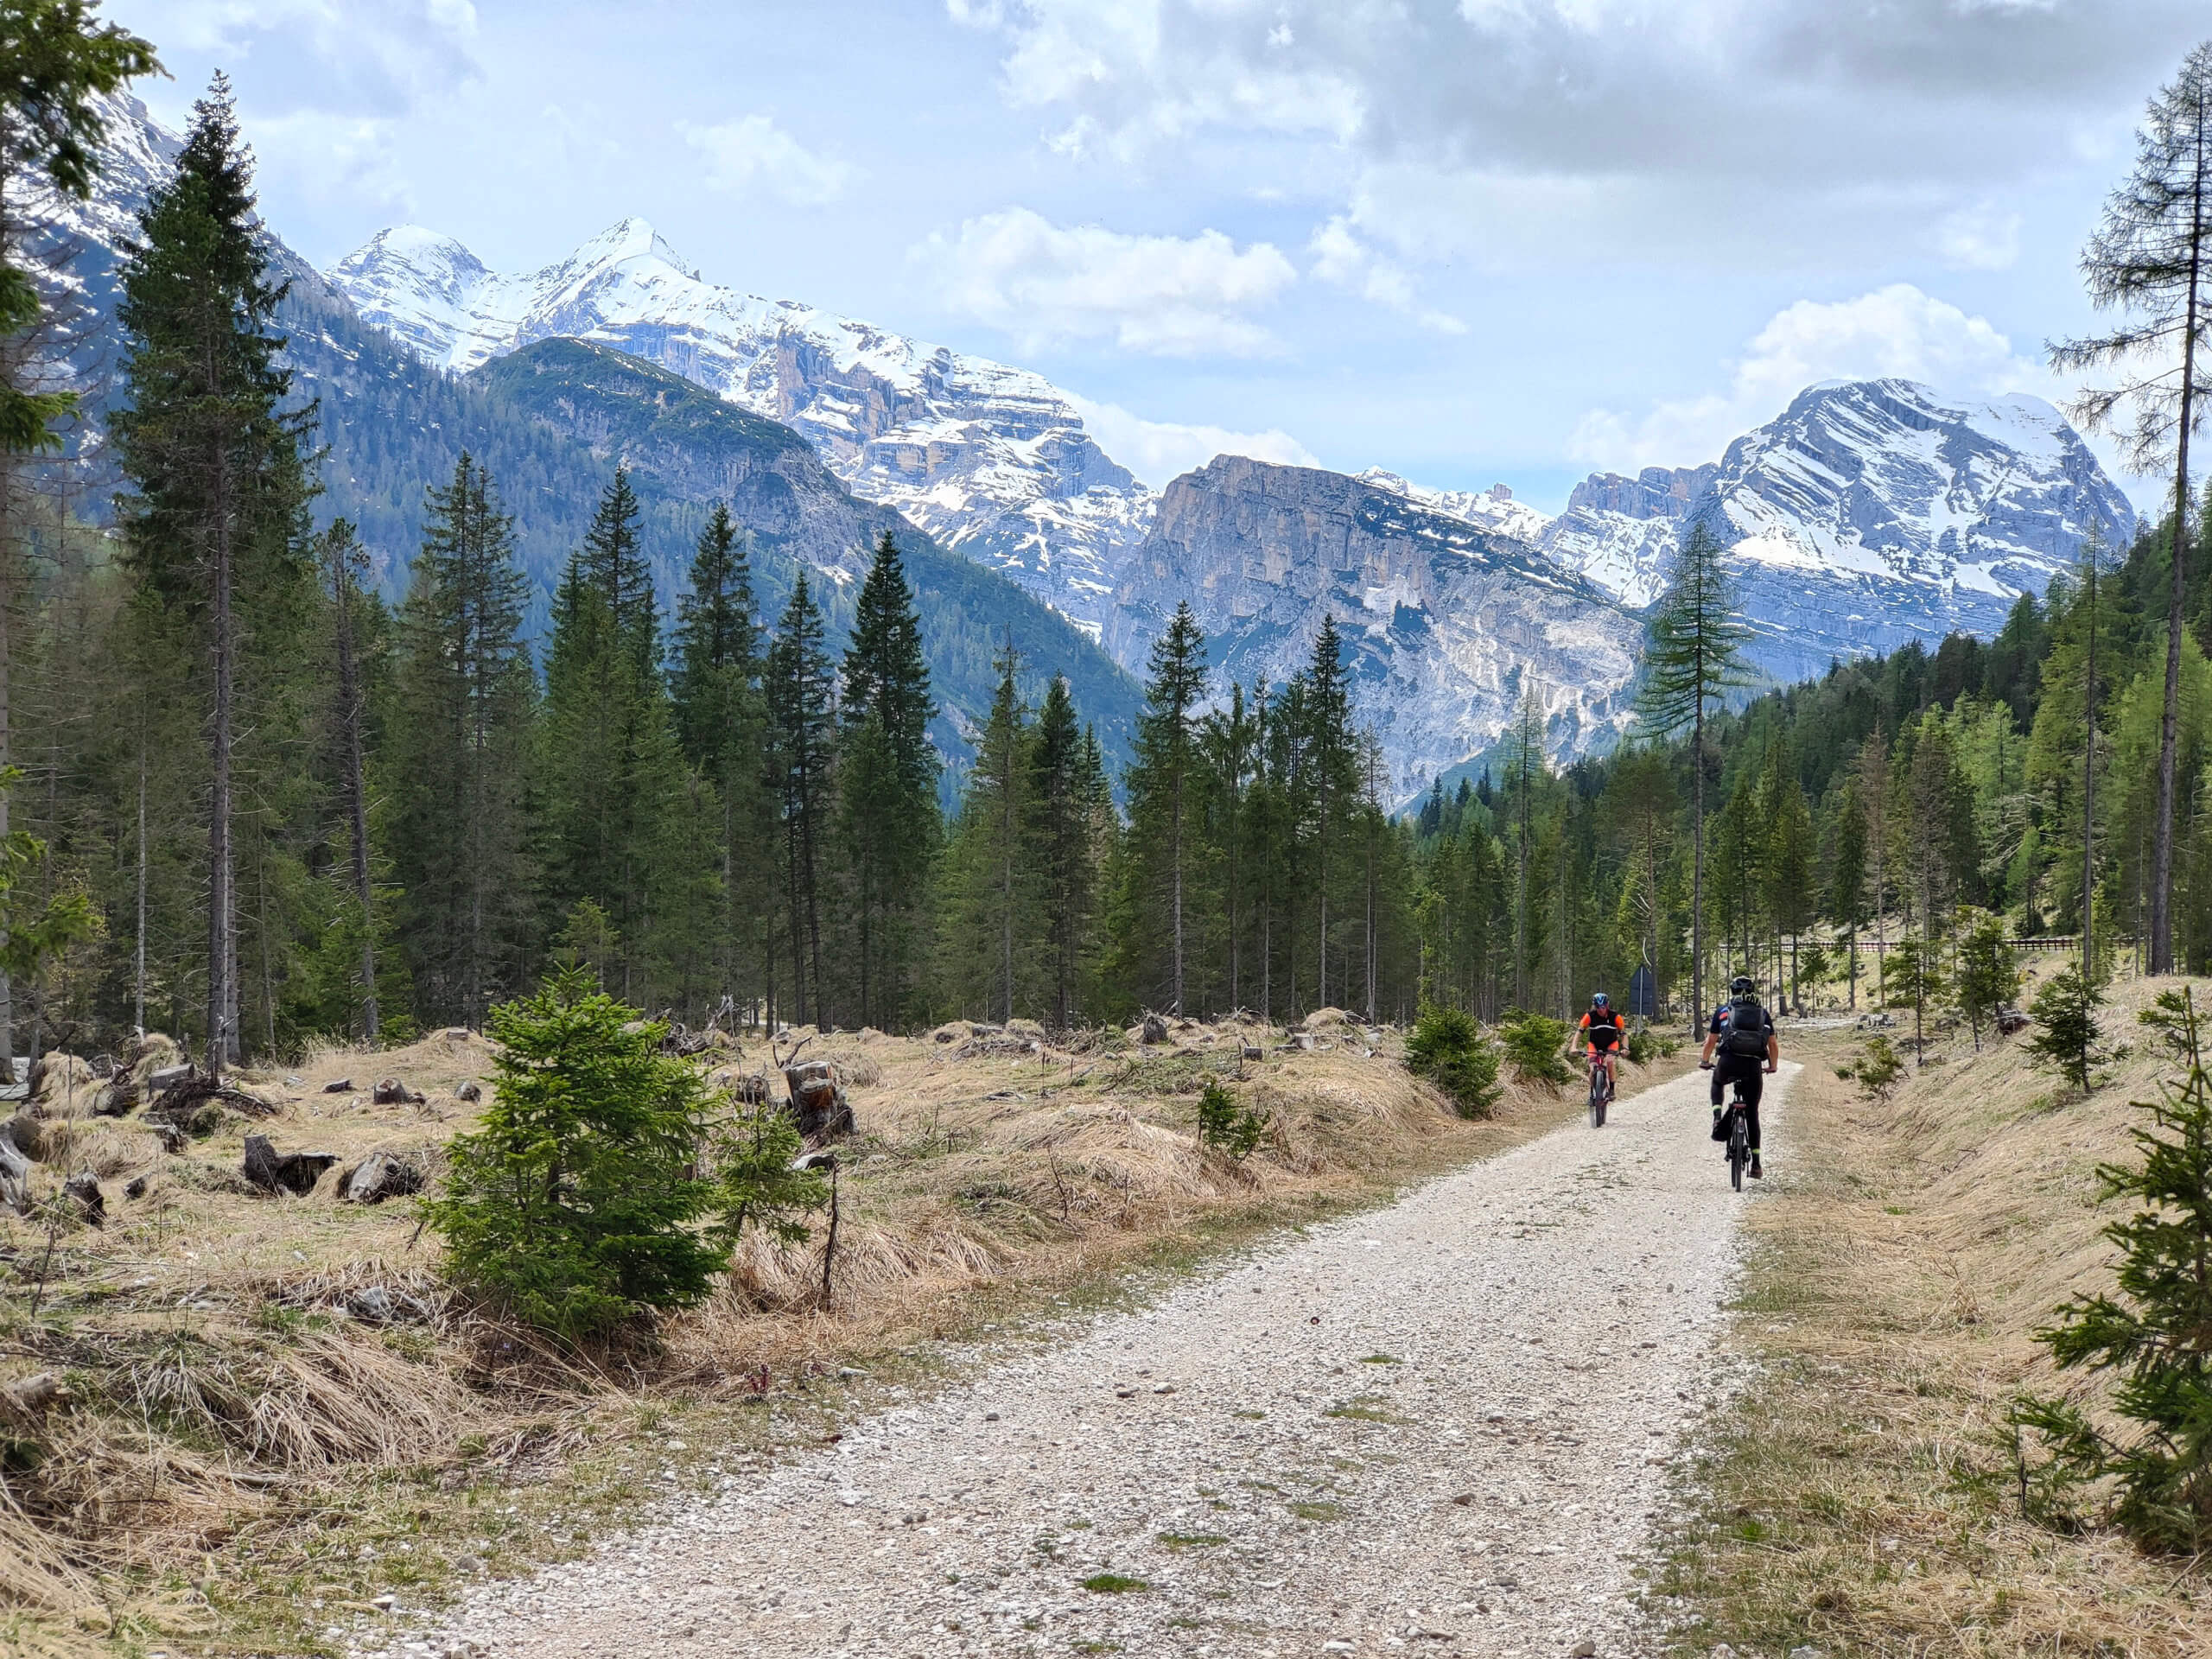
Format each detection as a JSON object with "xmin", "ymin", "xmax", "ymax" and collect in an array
[
  {"xmin": 0, "ymin": 1015, "xmax": 1667, "ymax": 1656},
  {"xmin": 1656, "ymin": 977, "xmax": 2212, "ymax": 1657}
]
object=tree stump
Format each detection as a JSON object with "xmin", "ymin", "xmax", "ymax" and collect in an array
[
  {"xmin": 241, "ymin": 1134, "xmax": 338, "ymax": 1196},
  {"xmin": 783, "ymin": 1061, "xmax": 854, "ymax": 1140}
]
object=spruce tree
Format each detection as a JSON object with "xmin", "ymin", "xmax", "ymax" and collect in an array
[
  {"xmin": 1826, "ymin": 781, "xmax": 1869, "ymax": 1009},
  {"xmin": 1302, "ymin": 618, "xmax": 1362, "ymax": 1010},
  {"xmin": 391, "ymin": 453, "xmax": 534, "ymax": 1027},
  {"xmin": 940, "ymin": 642, "xmax": 1034, "ymax": 1022},
  {"xmin": 538, "ymin": 467, "xmax": 697, "ymax": 1005},
  {"xmin": 1031, "ymin": 674, "xmax": 1098, "ymax": 1029},
  {"xmin": 671, "ymin": 504, "xmax": 770, "ymax": 1021},
  {"xmin": 837, "ymin": 531, "xmax": 938, "ymax": 1029},
  {"xmin": 2051, "ymin": 41, "xmax": 2212, "ymax": 975},
  {"xmin": 1116, "ymin": 603, "xmax": 1208, "ymax": 1015},
  {"xmin": 763, "ymin": 576, "xmax": 836, "ymax": 1026},
  {"xmin": 111, "ymin": 76, "xmax": 317, "ymax": 1074},
  {"xmin": 1635, "ymin": 521, "xmax": 1750, "ymax": 1033},
  {"xmin": 1763, "ymin": 750, "xmax": 1816, "ymax": 1010},
  {"xmin": 324, "ymin": 519, "xmax": 378, "ymax": 1041}
]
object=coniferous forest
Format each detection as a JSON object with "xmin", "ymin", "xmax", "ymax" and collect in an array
[{"xmin": 4, "ymin": 66, "xmax": 2212, "ymax": 1074}]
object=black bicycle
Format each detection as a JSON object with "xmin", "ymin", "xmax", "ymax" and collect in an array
[
  {"xmin": 1585, "ymin": 1025, "xmax": 1621, "ymax": 1128},
  {"xmin": 1700, "ymin": 1064, "xmax": 1753, "ymax": 1190}
]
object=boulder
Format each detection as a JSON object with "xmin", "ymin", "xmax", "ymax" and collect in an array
[
  {"xmin": 1141, "ymin": 1012, "xmax": 1170, "ymax": 1046},
  {"xmin": 241, "ymin": 1134, "xmax": 339, "ymax": 1197},
  {"xmin": 783, "ymin": 1060, "xmax": 854, "ymax": 1140},
  {"xmin": 321, "ymin": 1077, "xmax": 356, "ymax": 1094},
  {"xmin": 372, "ymin": 1078, "xmax": 424, "ymax": 1106},
  {"xmin": 61, "ymin": 1170, "xmax": 103, "ymax": 1227},
  {"xmin": 341, "ymin": 1151, "xmax": 424, "ymax": 1205},
  {"xmin": 346, "ymin": 1285, "xmax": 434, "ymax": 1325}
]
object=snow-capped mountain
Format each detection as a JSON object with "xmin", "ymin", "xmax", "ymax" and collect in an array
[
  {"xmin": 327, "ymin": 221, "xmax": 1154, "ymax": 639},
  {"xmin": 1382, "ymin": 380, "xmax": 2135, "ymax": 685}
]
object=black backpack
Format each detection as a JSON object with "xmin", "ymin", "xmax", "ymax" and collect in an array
[{"xmin": 1721, "ymin": 996, "xmax": 1769, "ymax": 1058}]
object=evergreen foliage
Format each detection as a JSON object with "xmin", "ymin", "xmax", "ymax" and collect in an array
[
  {"xmin": 1402, "ymin": 1004, "xmax": 1502, "ymax": 1118},
  {"xmin": 1195, "ymin": 1079, "xmax": 1267, "ymax": 1159},
  {"xmin": 427, "ymin": 968, "xmax": 729, "ymax": 1338},
  {"xmin": 2012, "ymin": 986, "xmax": 2212, "ymax": 1552},
  {"xmin": 2030, "ymin": 967, "xmax": 2113, "ymax": 1096}
]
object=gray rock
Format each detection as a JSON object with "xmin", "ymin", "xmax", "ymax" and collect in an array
[{"xmin": 342, "ymin": 1151, "xmax": 424, "ymax": 1205}]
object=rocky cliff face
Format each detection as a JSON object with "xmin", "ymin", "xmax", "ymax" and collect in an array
[
  {"xmin": 1112, "ymin": 457, "xmax": 1643, "ymax": 796},
  {"xmin": 328, "ymin": 221, "xmax": 1155, "ymax": 637}
]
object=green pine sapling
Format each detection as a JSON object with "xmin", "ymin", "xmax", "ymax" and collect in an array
[{"xmin": 2010, "ymin": 986, "xmax": 2212, "ymax": 1552}]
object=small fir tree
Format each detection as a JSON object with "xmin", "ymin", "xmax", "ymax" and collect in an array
[
  {"xmin": 1403, "ymin": 1004, "xmax": 1503, "ymax": 1118},
  {"xmin": 427, "ymin": 969, "xmax": 730, "ymax": 1338},
  {"xmin": 2011, "ymin": 986, "xmax": 2212, "ymax": 1552},
  {"xmin": 1954, "ymin": 909, "xmax": 2021, "ymax": 1051},
  {"xmin": 2029, "ymin": 966, "xmax": 2112, "ymax": 1096},
  {"xmin": 1885, "ymin": 934, "xmax": 1946, "ymax": 1065}
]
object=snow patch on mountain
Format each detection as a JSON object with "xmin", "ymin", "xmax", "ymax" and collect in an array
[{"xmin": 327, "ymin": 220, "xmax": 1156, "ymax": 632}]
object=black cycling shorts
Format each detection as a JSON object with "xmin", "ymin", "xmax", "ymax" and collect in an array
[{"xmin": 1711, "ymin": 1055, "xmax": 1764, "ymax": 1149}]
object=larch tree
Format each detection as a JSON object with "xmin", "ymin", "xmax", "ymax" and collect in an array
[
  {"xmin": 111, "ymin": 76, "xmax": 317, "ymax": 1076},
  {"xmin": 2050, "ymin": 39, "xmax": 2212, "ymax": 974},
  {"xmin": 1634, "ymin": 521, "xmax": 1750, "ymax": 1034}
]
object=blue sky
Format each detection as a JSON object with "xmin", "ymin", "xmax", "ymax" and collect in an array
[{"xmin": 110, "ymin": 1, "xmax": 2210, "ymax": 512}]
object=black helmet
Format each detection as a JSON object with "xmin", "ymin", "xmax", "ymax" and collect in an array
[
  {"xmin": 1591, "ymin": 991, "xmax": 1609, "ymax": 1009},
  {"xmin": 1730, "ymin": 975, "xmax": 1755, "ymax": 997}
]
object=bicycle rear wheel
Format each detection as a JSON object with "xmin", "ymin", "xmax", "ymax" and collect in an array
[{"xmin": 1728, "ymin": 1111, "xmax": 1747, "ymax": 1191}]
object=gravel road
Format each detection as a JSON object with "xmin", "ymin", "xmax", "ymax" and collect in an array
[{"xmin": 399, "ymin": 1062, "xmax": 1789, "ymax": 1659}]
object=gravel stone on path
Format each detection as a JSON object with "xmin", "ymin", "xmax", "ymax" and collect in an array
[{"xmin": 388, "ymin": 1063, "xmax": 1794, "ymax": 1659}]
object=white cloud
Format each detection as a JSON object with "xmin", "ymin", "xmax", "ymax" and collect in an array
[
  {"xmin": 680, "ymin": 114, "xmax": 856, "ymax": 206},
  {"xmin": 1933, "ymin": 200, "xmax": 2024, "ymax": 270},
  {"xmin": 953, "ymin": 1, "xmax": 2206, "ymax": 269},
  {"xmin": 124, "ymin": 0, "xmax": 480, "ymax": 116},
  {"xmin": 1065, "ymin": 391, "xmax": 1317, "ymax": 486},
  {"xmin": 1306, "ymin": 216, "xmax": 1465, "ymax": 333},
  {"xmin": 1569, "ymin": 284, "xmax": 2053, "ymax": 471},
  {"xmin": 916, "ymin": 207, "xmax": 1297, "ymax": 356}
]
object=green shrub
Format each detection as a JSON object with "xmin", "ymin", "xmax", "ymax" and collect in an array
[
  {"xmin": 1834, "ymin": 1033, "xmax": 1904, "ymax": 1100},
  {"xmin": 1197, "ymin": 1080, "xmax": 1267, "ymax": 1158},
  {"xmin": 1497, "ymin": 1009, "xmax": 1573, "ymax": 1087},
  {"xmin": 1403, "ymin": 1005, "xmax": 1502, "ymax": 1119},
  {"xmin": 2027, "ymin": 966, "xmax": 2111, "ymax": 1096},
  {"xmin": 1624, "ymin": 1024, "xmax": 1656, "ymax": 1065},
  {"xmin": 709, "ymin": 1091, "xmax": 828, "ymax": 1249},
  {"xmin": 427, "ymin": 968, "xmax": 732, "ymax": 1338},
  {"xmin": 2010, "ymin": 986, "xmax": 2212, "ymax": 1553}
]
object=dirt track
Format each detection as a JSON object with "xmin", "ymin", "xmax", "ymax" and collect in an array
[{"xmin": 394, "ymin": 1062, "xmax": 1789, "ymax": 1659}]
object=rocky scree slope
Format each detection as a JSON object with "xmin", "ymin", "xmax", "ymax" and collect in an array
[
  {"xmin": 1110, "ymin": 455, "xmax": 1643, "ymax": 798},
  {"xmin": 328, "ymin": 220, "xmax": 1155, "ymax": 638}
]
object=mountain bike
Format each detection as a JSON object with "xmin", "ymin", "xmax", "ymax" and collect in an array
[
  {"xmin": 1720, "ymin": 1082, "xmax": 1751, "ymax": 1191},
  {"xmin": 1699, "ymin": 1062, "xmax": 1753, "ymax": 1190},
  {"xmin": 1585, "ymin": 1026, "xmax": 1620, "ymax": 1128}
]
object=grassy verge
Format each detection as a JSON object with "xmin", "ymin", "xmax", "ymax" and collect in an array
[
  {"xmin": 1653, "ymin": 999, "xmax": 2208, "ymax": 1658},
  {"xmin": 0, "ymin": 1016, "xmax": 1685, "ymax": 1657}
]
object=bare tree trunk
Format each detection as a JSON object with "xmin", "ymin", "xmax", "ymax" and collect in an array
[
  {"xmin": 2085, "ymin": 548, "xmax": 2100, "ymax": 982},
  {"xmin": 334, "ymin": 543, "xmax": 378, "ymax": 1043},
  {"xmin": 1690, "ymin": 702, "xmax": 1705, "ymax": 1039},
  {"xmin": 2152, "ymin": 153, "xmax": 2205, "ymax": 974},
  {"xmin": 134, "ymin": 728, "xmax": 146, "ymax": 1033},
  {"xmin": 208, "ymin": 498, "xmax": 234, "ymax": 1079}
]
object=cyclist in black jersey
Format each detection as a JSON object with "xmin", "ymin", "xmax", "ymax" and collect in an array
[{"xmin": 1700, "ymin": 975, "xmax": 1777, "ymax": 1179}]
